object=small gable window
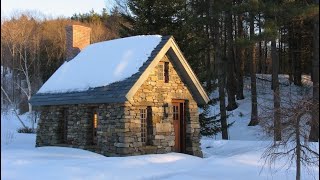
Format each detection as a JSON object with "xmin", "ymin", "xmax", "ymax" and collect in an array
[
  {"xmin": 158, "ymin": 62, "xmax": 169, "ymax": 83},
  {"xmin": 158, "ymin": 64, "xmax": 164, "ymax": 81}
]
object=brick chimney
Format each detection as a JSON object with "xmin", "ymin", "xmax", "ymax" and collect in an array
[{"xmin": 65, "ymin": 25, "xmax": 91, "ymax": 61}]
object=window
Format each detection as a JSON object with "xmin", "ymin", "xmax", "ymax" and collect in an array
[
  {"xmin": 164, "ymin": 62, "xmax": 169, "ymax": 83},
  {"xmin": 158, "ymin": 62, "xmax": 169, "ymax": 83},
  {"xmin": 140, "ymin": 107, "xmax": 153, "ymax": 145},
  {"xmin": 158, "ymin": 64, "xmax": 164, "ymax": 80},
  {"xmin": 92, "ymin": 109, "xmax": 98, "ymax": 145},
  {"xmin": 173, "ymin": 105, "xmax": 179, "ymax": 121},
  {"xmin": 93, "ymin": 112, "xmax": 98, "ymax": 129},
  {"xmin": 140, "ymin": 109, "xmax": 147, "ymax": 143},
  {"xmin": 146, "ymin": 106, "xmax": 153, "ymax": 145}
]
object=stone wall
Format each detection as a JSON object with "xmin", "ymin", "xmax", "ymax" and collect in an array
[
  {"xmin": 36, "ymin": 53, "xmax": 202, "ymax": 157},
  {"xmin": 36, "ymin": 103, "xmax": 128, "ymax": 156},
  {"xmin": 124, "ymin": 54, "xmax": 203, "ymax": 157},
  {"xmin": 36, "ymin": 106, "xmax": 64, "ymax": 145}
]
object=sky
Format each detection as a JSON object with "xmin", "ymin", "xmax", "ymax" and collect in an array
[{"xmin": 1, "ymin": 0, "xmax": 115, "ymax": 18}]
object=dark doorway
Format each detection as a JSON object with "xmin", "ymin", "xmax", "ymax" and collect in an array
[
  {"xmin": 172, "ymin": 99, "xmax": 186, "ymax": 153},
  {"xmin": 62, "ymin": 108, "xmax": 68, "ymax": 143}
]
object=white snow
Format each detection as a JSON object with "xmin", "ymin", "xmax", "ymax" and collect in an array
[
  {"xmin": 1, "ymin": 117, "xmax": 318, "ymax": 180},
  {"xmin": 2, "ymin": 74, "xmax": 319, "ymax": 180},
  {"xmin": 37, "ymin": 35, "xmax": 162, "ymax": 94}
]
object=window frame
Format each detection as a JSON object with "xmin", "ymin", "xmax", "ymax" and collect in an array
[
  {"xmin": 140, "ymin": 108, "xmax": 147, "ymax": 144},
  {"xmin": 157, "ymin": 63, "xmax": 164, "ymax": 81},
  {"xmin": 158, "ymin": 61, "xmax": 169, "ymax": 83},
  {"xmin": 92, "ymin": 108, "xmax": 98, "ymax": 145}
]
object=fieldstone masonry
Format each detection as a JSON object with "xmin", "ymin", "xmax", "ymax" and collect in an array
[{"xmin": 36, "ymin": 53, "xmax": 203, "ymax": 157}]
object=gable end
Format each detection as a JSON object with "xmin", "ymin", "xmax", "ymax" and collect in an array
[{"xmin": 126, "ymin": 37, "xmax": 209, "ymax": 105}]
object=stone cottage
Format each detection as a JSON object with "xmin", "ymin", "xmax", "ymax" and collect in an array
[{"xmin": 30, "ymin": 25, "xmax": 209, "ymax": 157}]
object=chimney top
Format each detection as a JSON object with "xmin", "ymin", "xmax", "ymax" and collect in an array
[{"xmin": 65, "ymin": 25, "xmax": 91, "ymax": 61}]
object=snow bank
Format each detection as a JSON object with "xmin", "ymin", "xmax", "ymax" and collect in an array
[{"xmin": 38, "ymin": 35, "xmax": 162, "ymax": 94}]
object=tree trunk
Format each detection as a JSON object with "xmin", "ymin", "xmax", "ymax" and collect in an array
[
  {"xmin": 272, "ymin": 40, "xmax": 282, "ymax": 141},
  {"xmin": 236, "ymin": 14, "xmax": 245, "ymax": 100},
  {"xmin": 219, "ymin": 59, "xmax": 228, "ymax": 139},
  {"xmin": 309, "ymin": 7, "xmax": 319, "ymax": 142},
  {"xmin": 213, "ymin": 14, "xmax": 228, "ymax": 139},
  {"xmin": 288, "ymin": 24, "xmax": 294, "ymax": 84},
  {"xmin": 295, "ymin": 114, "xmax": 302, "ymax": 180},
  {"xmin": 293, "ymin": 20, "xmax": 302, "ymax": 86},
  {"xmin": 12, "ymin": 46, "xmax": 16, "ymax": 105},
  {"xmin": 258, "ymin": 13, "xmax": 263, "ymax": 74},
  {"xmin": 248, "ymin": 13, "xmax": 259, "ymax": 126},
  {"xmin": 264, "ymin": 41, "xmax": 268, "ymax": 74},
  {"xmin": 226, "ymin": 10, "xmax": 238, "ymax": 111},
  {"xmin": 279, "ymin": 29, "xmax": 283, "ymax": 73}
]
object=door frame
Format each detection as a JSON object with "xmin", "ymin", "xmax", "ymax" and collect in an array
[{"xmin": 172, "ymin": 99, "xmax": 186, "ymax": 153}]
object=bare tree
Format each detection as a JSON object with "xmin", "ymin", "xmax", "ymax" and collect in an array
[
  {"xmin": 260, "ymin": 93, "xmax": 319, "ymax": 180},
  {"xmin": 1, "ymin": 13, "xmax": 41, "ymax": 130}
]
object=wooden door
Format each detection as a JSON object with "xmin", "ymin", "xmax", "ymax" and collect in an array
[{"xmin": 172, "ymin": 100, "xmax": 185, "ymax": 153}]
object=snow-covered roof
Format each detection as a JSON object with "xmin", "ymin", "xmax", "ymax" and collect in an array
[
  {"xmin": 38, "ymin": 35, "xmax": 162, "ymax": 94},
  {"xmin": 30, "ymin": 35, "xmax": 209, "ymax": 106}
]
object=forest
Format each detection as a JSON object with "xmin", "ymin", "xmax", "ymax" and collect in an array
[{"xmin": 1, "ymin": 0, "xmax": 319, "ymax": 142}]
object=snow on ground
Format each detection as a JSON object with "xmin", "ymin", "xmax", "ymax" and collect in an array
[
  {"xmin": 1, "ymin": 75, "xmax": 319, "ymax": 180},
  {"xmin": 1, "ymin": 126, "xmax": 318, "ymax": 180},
  {"xmin": 38, "ymin": 35, "xmax": 162, "ymax": 94}
]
